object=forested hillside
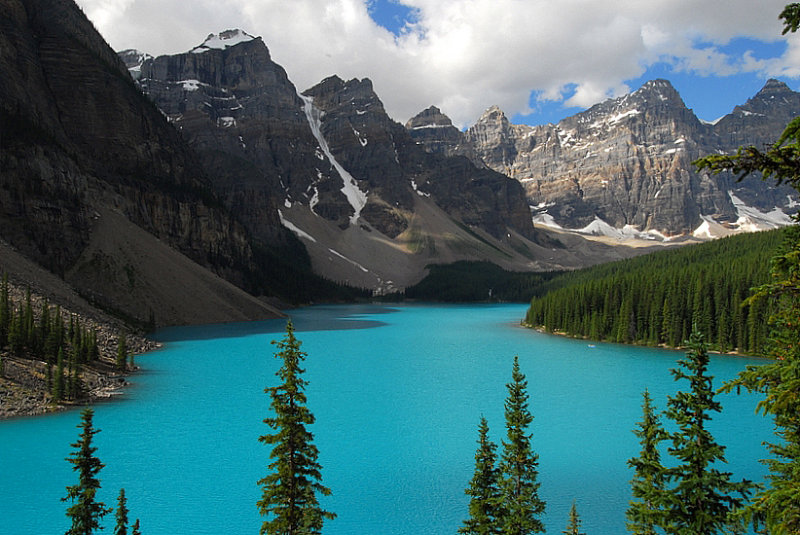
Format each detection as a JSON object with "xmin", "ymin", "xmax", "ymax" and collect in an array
[{"xmin": 524, "ymin": 230, "xmax": 786, "ymax": 354}]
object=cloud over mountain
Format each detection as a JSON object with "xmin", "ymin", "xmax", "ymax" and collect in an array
[{"xmin": 77, "ymin": 0, "xmax": 798, "ymax": 127}]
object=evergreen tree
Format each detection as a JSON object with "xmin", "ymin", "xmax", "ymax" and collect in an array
[
  {"xmin": 116, "ymin": 335, "xmax": 128, "ymax": 372},
  {"xmin": 498, "ymin": 356, "xmax": 546, "ymax": 534},
  {"xmin": 627, "ymin": 390, "xmax": 668, "ymax": 535},
  {"xmin": 53, "ymin": 347, "xmax": 65, "ymax": 402},
  {"xmin": 694, "ymin": 6, "xmax": 800, "ymax": 531},
  {"xmin": 114, "ymin": 488, "xmax": 129, "ymax": 535},
  {"xmin": 131, "ymin": 519, "xmax": 140, "ymax": 535},
  {"xmin": 257, "ymin": 320, "xmax": 335, "ymax": 535},
  {"xmin": 562, "ymin": 501, "xmax": 586, "ymax": 535},
  {"xmin": 460, "ymin": 416, "xmax": 502, "ymax": 535},
  {"xmin": 63, "ymin": 408, "xmax": 111, "ymax": 535},
  {"xmin": 661, "ymin": 333, "xmax": 753, "ymax": 534},
  {"xmin": 0, "ymin": 273, "xmax": 9, "ymax": 346}
]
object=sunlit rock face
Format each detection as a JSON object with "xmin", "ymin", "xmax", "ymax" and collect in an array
[{"xmin": 408, "ymin": 79, "xmax": 799, "ymax": 239}]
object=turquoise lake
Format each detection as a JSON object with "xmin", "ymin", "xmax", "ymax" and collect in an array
[{"xmin": 0, "ymin": 303, "xmax": 773, "ymax": 534}]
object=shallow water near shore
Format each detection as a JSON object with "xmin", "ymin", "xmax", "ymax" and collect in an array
[{"xmin": 0, "ymin": 303, "xmax": 772, "ymax": 534}]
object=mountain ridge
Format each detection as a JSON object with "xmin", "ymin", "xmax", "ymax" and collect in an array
[{"xmin": 410, "ymin": 78, "xmax": 798, "ymax": 239}]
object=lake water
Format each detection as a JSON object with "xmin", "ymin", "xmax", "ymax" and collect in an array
[{"xmin": 0, "ymin": 304, "xmax": 773, "ymax": 534}]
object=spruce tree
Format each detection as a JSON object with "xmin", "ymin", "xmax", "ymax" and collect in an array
[
  {"xmin": 53, "ymin": 347, "xmax": 65, "ymax": 402},
  {"xmin": 257, "ymin": 320, "xmax": 335, "ymax": 535},
  {"xmin": 695, "ymin": 6, "xmax": 800, "ymax": 528},
  {"xmin": 498, "ymin": 356, "xmax": 546, "ymax": 534},
  {"xmin": 626, "ymin": 390, "xmax": 668, "ymax": 535},
  {"xmin": 562, "ymin": 501, "xmax": 585, "ymax": 535},
  {"xmin": 460, "ymin": 416, "xmax": 502, "ymax": 535},
  {"xmin": 661, "ymin": 333, "xmax": 753, "ymax": 534},
  {"xmin": 0, "ymin": 272, "xmax": 9, "ymax": 346},
  {"xmin": 131, "ymin": 519, "xmax": 140, "ymax": 535},
  {"xmin": 116, "ymin": 335, "xmax": 128, "ymax": 372},
  {"xmin": 63, "ymin": 408, "xmax": 111, "ymax": 535},
  {"xmin": 114, "ymin": 488, "xmax": 129, "ymax": 535}
]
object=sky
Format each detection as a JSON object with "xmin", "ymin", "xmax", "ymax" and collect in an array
[{"xmin": 75, "ymin": 0, "xmax": 800, "ymax": 128}]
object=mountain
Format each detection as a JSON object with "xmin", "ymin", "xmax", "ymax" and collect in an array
[
  {"xmin": 411, "ymin": 79, "xmax": 799, "ymax": 239},
  {"xmin": 125, "ymin": 32, "xmax": 630, "ymax": 292},
  {"xmin": 0, "ymin": 0, "xmax": 286, "ymax": 325}
]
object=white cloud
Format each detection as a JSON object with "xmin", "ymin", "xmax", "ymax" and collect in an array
[{"xmin": 76, "ymin": 0, "xmax": 796, "ymax": 128}]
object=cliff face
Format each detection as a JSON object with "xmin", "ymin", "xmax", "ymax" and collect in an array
[
  {"xmin": 411, "ymin": 79, "xmax": 798, "ymax": 237},
  {"xmin": 0, "ymin": 0, "xmax": 281, "ymax": 325}
]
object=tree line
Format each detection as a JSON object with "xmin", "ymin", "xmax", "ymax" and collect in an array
[{"xmin": 523, "ymin": 229, "xmax": 784, "ymax": 354}]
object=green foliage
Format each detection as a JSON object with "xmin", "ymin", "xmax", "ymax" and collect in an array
[
  {"xmin": 692, "ymin": 5, "xmax": 800, "ymax": 531},
  {"xmin": 718, "ymin": 226, "xmax": 800, "ymax": 533},
  {"xmin": 114, "ymin": 488, "xmax": 129, "ymax": 535},
  {"xmin": 497, "ymin": 356, "xmax": 546, "ymax": 534},
  {"xmin": 524, "ymin": 230, "xmax": 784, "ymax": 353},
  {"xmin": 660, "ymin": 334, "xmax": 754, "ymax": 534},
  {"xmin": 0, "ymin": 275, "xmax": 102, "ymax": 401},
  {"xmin": 562, "ymin": 501, "xmax": 586, "ymax": 535},
  {"xmin": 63, "ymin": 408, "xmax": 111, "ymax": 535},
  {"xmin": 627, "ymin": 390, "xmax": 669, "ymax": 535},
  {"xmin": 116, "ymin": 335, "xmax": 128, "ymax": 372},
  {"xmin": 460, "ymin": 416, "xmax": 503, "ymax": 535},
  {"xmin": 257, "ymin": 320, "xmax": 335, "ymax": 535},
  {"xmin": 405, "ymin": 261, "xmax": 560, "ymax": 302}
]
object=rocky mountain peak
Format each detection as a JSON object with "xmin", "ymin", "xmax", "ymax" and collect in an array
[
  {"xmin": 735, "ymin": 78, "xmax": 799, "ymax": 116},
  {"xmin": 405, "ymin": 106, "xmax": 484, "ymax": 165},
  {"xmin": 478, "ymin": 105, "xmax": 510, "ymax": 125},
  {"xmin": 305, "ymin": 76, "xmax": 385, "ymax": 115},
  {"xmin": 405, "ymin": 105, "xmax": 454, "ymax": 129},
  {"xmin": 189, "ymin": 29, "xmax": 258, "ymax": 54},
  {"xmin": 631, "ymin": 78, "xmax": 683, "ymax": 104}
]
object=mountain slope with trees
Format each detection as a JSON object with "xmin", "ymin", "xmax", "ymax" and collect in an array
[{"xmin": 523, "ymin": 229, "xmax": 785, "ymax": 354}]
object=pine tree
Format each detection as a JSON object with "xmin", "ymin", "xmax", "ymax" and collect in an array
[
  {"xmin": 562, "ymin": 501, "xmax": 586, "ymax": 535},
  {"xmin": 694, "ymin": 7, "xmax": 800, "ymax": 530},
  {"xmin": 116, "ymin": 335, "xmax": 128, "ymax": 372},
  {"xmin": 257, "ymin": 320, "xmax": 335, "ymax": 535},
  {"xmin": 498, "ymin": 356, "xmax": 546, "ymax": 535},
  {"xmin": 63, "ymin": 408, "xmax": 111, "ymax": 535},
  {"xmin": 0, "ymin": 273, "xmax": 9, "ymax": 346},
  {"xmin": 626, "ymin": 389, "xmax": 668, "ymax": 535},
  {"xmin": 661, "ymin": 333, "xmax": 753, "ymax": 534},
  {"xmin": 53, "ymin": 347, "xmax": 65, "ymax": 402},
  {"xmin": 114, "ymin": 488, "xmax": 129, "ymax": 535},
  {"xmin": 460, "ymin": 416, "xmax": 502, "ymax": 535},
  {"xmin": 131, "ymin": 519, "xmax": 140, "ymax": 535}
]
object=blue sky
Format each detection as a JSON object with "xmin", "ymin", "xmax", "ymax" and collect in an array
[{"xmin": 78, "ymin": 0, "xmax": 800, "ymax": 128}]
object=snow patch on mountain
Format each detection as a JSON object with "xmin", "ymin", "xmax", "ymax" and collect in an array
[
  {"xmin": 328, "ymin": 248, "xmax": 370, "ymax": 273},
  {"xmin": 299, "ymin": 93, "xmax": 368, "ymax": 225},
  {"xmin": 191, "ymin": 30, "xmax": 256, "ymax": 54},
  {"xmin": 278, "ymin": 210, "xmax": 317, "ymax": 243},
  {"xmin": 577, "ymin": 217, "xmax": 667, "ymax": 241},
  {"xmin": 729, "ymin": 191, "xmax": 794, "ymax": 230}
]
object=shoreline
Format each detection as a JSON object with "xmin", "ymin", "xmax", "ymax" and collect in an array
[{"xmin": 522, "ymin": 322, "xmax": 770, "ymax": 360}]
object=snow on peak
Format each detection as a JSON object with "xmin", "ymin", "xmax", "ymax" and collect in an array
[{"xmin": 191, "ymin": 30, "xmax": 256, "ymax": 54}]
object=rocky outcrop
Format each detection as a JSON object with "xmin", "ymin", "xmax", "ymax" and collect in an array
[
  {"xmin": 406, "ymin": 106, "xmax": 484, "ymax": 166},
  {"xmin": 410, "ymin": 79, "xmax": 798, "ymax": 237}
]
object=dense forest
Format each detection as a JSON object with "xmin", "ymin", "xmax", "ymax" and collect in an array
[
  {"xmin": 523, "ymin": 229, "xmax": 786, "ymax": 354},
  {"xmin": 404, "ymin": 261, "xmax": 561, "ymax": 302}
]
